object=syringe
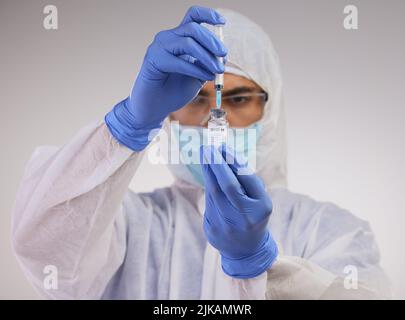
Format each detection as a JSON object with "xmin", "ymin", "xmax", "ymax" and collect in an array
[{"xmin": 214, "ymin": 25, "xmax": 224, "ymax": 109}]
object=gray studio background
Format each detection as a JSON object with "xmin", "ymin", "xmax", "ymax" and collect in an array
[{"xmin": 1, "ymin": 0, "xmax": 404, "ymax": 299}]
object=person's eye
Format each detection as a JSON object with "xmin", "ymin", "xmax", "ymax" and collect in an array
[
  {"xmin": 228, "ymin": 95, "xmax": 252, "ymax": 106},
  {"xmin": 190, "ymin": 96, "xmax": 207, "ymax": 106}
]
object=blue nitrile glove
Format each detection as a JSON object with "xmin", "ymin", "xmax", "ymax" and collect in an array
[
  {"xmin": 105, "ymin": 6, "xmax": 227, "ymax": 151},
  {"xmin": 200, "ymin": 144, "xmax": 278, "ymax": 279}
]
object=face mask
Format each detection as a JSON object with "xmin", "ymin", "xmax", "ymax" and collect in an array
[{"xmin": 171, "ymin": 122, "xmax": 263, "ymax": 188}]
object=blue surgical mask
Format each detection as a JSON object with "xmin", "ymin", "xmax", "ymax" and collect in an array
[{"xmin": 171, "ymin": 122, "xmax": 263, "ymax": 188}]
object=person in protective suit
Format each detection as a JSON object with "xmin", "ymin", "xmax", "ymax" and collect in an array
[{"xmin": 12, "ymin": 6, "xmax": 391, "ymax": 299}]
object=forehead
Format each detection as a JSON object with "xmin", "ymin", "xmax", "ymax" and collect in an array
[{"xmin": 202, "ymin": 73, "xmax": 261, "ymax": 93}]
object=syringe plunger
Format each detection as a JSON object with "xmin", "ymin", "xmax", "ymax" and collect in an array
[{"xmin": 214, "ymin": 25, "xmax": 224, "ymax": 89}]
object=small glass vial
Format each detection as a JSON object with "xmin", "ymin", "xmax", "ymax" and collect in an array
[{"xmin": 207, "ymin": 108, "xmax": 228, "ymax": 146}]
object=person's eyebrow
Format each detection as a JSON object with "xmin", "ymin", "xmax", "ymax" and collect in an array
[
  {"xmin": 222, "ymin": 86, "xmax": 258, "ymax": 97},
  {"xmin": 197, "ymin": 86, "xmax": 260, "ymax": 97}
]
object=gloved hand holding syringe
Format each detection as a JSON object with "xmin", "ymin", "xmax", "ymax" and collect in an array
[{"xmin": 105, "ymin": 6, "xmax": 227, "ymax": 151}]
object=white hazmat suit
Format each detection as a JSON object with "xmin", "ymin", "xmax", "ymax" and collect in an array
[{"xmin": 12, "ymin": 9, "xmax": 391, "ymax": 299}]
